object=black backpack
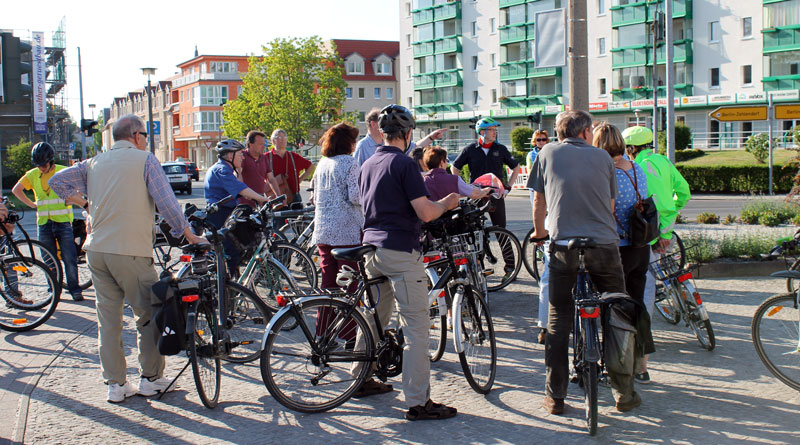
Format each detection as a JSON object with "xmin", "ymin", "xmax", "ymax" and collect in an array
[{"xmin": 152, "ymin": 277, "xmax": 187, "ymax": 356}]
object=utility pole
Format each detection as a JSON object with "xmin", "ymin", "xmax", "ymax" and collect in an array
[
  {"xmin": 568, "ymin": 0, "xmax": 588, "ymax": 112},
  {"xmin": 665, "ymin": 0, "xmax": 676, "ymax": 163},
  {"xmin": 141, "ymin": 68, "xmax": 156, "ymax": 155},
  {"xmin": 651, "ymin": 8, "xmax": 661, "ymax": 153},
  {"xmin": 768, "ymin": 94, "xmax": 774, "ymax": 195},
  {"xmin": 78, "ymin": 47, "xmax": 86, "ymax": 160}
]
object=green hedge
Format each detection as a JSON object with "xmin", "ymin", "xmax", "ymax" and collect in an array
[{"xmin": 676, "ymin": 164, "xmax": 796, "ymax": 193}]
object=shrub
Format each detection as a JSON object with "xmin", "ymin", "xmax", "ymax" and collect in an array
[
  {"xmin": 793, "ymin": 214, "xmax": 800, "ymax": 226},
  {"xmin": 682, "ymin": 232, "xmax": 717, "ymax": 263},
  {"xmin": 718, "ymin": 233, "xmax": 777, "ymax": 259},
  {"xmin": 789, "ymin": 124, "xmax": 800, "ymax": 147},
  {"xmin": 696, "ymin": 212, "xmax": 719, "ymax": 224},
  {"xmin": 675, "ymin": 213, "xmax": 687, "ymax": 224},
  {"xmin": 759, "ymin": 210, "xmax": 783, "ymax": 227},
  {"xmin": 675, "ymin": 149, "xmax": 705, "ymax": 162},
  {"xmin": 510, "ymin": 126, "xmax": 534, "ymax": 152},
  {"xmin": 740, "ymin": 200, "xmax": 800, "ymax": 224},
  {"xmin": 740, "ymin": 208, "xmax": 760, "ymax": 224},
  {"xmin": 744, "ymin": 133, "xmax": 777, "ymax": 164},
  {"xmin": 656, "ymin": 122, "xmax": 693, "ymax": 152},
  {"xmin": 6, "ymin": 138, "xmax": 33, "ymax": 179},
  {"xmin": 722, "ymin": 214, "xmax": 736, "ymax": 225},
  {"xmin": 676, "ymin": 165, "xmax": 795, "ymax": 193}
]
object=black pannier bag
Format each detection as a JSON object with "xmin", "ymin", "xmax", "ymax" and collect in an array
[
  {"xmin": 152, "ymin": 277, "xmax": 187, "ymax": 356},
  {"xmin": 223, "ymin": 204, "xmax": 263, "ymax": 252}
]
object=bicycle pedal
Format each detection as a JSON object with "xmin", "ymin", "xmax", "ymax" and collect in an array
[{"xmin": 483, "ymin": 269, "xmax": 495, "ymax": 277}]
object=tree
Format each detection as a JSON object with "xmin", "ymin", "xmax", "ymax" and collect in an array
[
  {"xmin": 744, "ymin": 133, "xmax": 777, "ymax": 164},
  {"xmin": 510, "ymin": 126, "xmax": 534, "ymax": 151},
  {"xmin": 6, "ymin": 138, "xmax": 33, "ymax": 178},
  {"xmin": 223, "ymin": 37, "xmax": 348, "ymax": 145},
  {"xmin": 657, "ymin": 122, "xmax": 693, "ymax": 153}
]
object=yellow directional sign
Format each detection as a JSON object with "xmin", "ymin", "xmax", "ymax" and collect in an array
[
  {"xmin": 775, "ymin": 104, "xmax": 800, "ymax": 120},
  {"xmin": 709, "ymin": 106, "xmax": 768, "ymax": 121}
]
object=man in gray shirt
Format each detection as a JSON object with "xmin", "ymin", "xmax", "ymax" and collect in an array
[
  {"xmin": 527, "ymin": 110, "xmax": 637, "ymax": 414},
  {"xmin": 354, "ymin": 107, "xmax": 448, "ymax": 165}
]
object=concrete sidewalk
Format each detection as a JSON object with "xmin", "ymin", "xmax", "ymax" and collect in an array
[{"xmin": 4, "ymin": 274, "xmax": 799, "ymax": 444}]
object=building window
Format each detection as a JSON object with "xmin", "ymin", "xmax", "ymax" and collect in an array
[
  {"xmin": 491, "ymin": 89, "xmax": 497, "ymax": 104},
  {"xmin": 407, "ymin": 65, "xmax": 412, "ymax": 78},
  {"xmin": 407, "ymin": 97, "xmax": 413, "ymax": 107},
  {"xmin": 359, "ymin": 111, "xmax": 366, "ymax": 122},
  {"xmin": 472, "ymin": 90, "xmax": 479, "ymax": 106},
  {"xmin": 192, "ymin": 85, "xmax": 228, "ymax": 106},
  {"xmin": 472, "ymin": 55, "xmax": 479, "ymax": 71},
  {"xmin": 208, "ymin": 61, "xmax": 237, "ymax": 73},
  {"xmin": 193, "ymin": 111, "xmax": 221, "ymax": 132},
  {"xmin": 598, "ymin": 0, "xmax": 605, "ymax": 15},
  {"xmin": 742, "ymin": 65, "xmax": 752, "ymax": 85},
  {"xmin": 345, "ymin": 87, "xmax": 352, "ymax": 99},
  {"xmin": 347, "ymin": 61, "xmax": 364, "ymax": 75},
  {"xmin": 742, "ymin": 17, "xmax": 752, "ymax": 38},
  {"xmin": 490, "ymin": 53, "xmax": 497, "ymax": 69},
  {"xmin": 406, "ymin": 34, "xmax": 411, "ymax": 47},
  {"xmin": 405, "ymin": 2, "xmax": 411, "ymax": 17},
  {"xmin": 180, "ymin": 91, "xmax": 184, "ymax": 102},
  {"xmin": 490, "ymin": 18, "xmax": 497, "ymax": 34},
  {"xmin": 471, "ymin": 21, "xmax": 477, "ymax": 37},
  {"xmin": 710, "ymin": 21, "xmax": 720, "ymax": 42},
  {"xmin": 358, "ymin": 87, "xmax": 365, "ymax": 99},
  {"xmin": 237, "ymin": 85, "xmax": 243, "ymax": 97},
  {"xmin": 598, "ymin": 37, "xmax": 606, "ymax": 55},
  {"xmin": 375, "ymin": 62, "xmax": 391, "ymax": 75},
  {"xmin": 710, "ymin": 67, "xmax": 720, "ymax": 87},
  {"xmin": 387, "ymin": 87, "xmax": 393, "ymax": 99},
  {"xmin": 374, "ymin": 87, "xmax": 381, "ymax": 99},
  {"xmin": 599, "ymin": 78, "xmax": 607, "ymax": 95}
]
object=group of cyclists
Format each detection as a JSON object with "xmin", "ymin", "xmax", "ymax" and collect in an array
[{"xmin": 1, "ymin": 103, "xmax": 691, "ymax": 423}]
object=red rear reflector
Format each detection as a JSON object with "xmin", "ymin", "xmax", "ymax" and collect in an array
[
  {"xmin": 181, "ymin": 294, "xmax": 199, "ymax": 303},
  {"xmin": 454, "ymin": 258, "xmax": 468, "ymax": 266},
  {"xmin": 276, "ymin": 294, "xmax": 288, "ymax": 307},
  {"xmin": 423, "ymin": 255, "xmax": 442, "ymax": 263},
  {"xmin": 580, "ymin": 307, "xmax": 600, "ymax": 319},
  {"xmin": 438, "ymin": 290, "xmax": 446, "ymax": 298},
  {"xmin": 180, "ymin": 255, "xmax": 192, "ymax": 263},
  {"xmin": 677, "ymin": 272, "xmax": 693, "ymax": 283},
  {"xmin": 692, "ymin": 292, "xmax": 703, "ymax": 305}
]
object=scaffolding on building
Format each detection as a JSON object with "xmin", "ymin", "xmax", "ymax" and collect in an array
[{"xmin": 45, "ymin": 17, "xmax": 70, "ymax": 160}]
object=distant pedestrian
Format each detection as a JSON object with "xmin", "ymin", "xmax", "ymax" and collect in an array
[{"xmin": 267, "ymin": 129, "xmax": 314, "ymax": 204}]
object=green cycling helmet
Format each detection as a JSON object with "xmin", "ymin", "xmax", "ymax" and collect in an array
[
  {"xmin": 621, "ymin": 125, "xmax": 653, "ymax": 147},
  {"xmin": 475, "ymin": 117, "xmax": 500, "ymax": 135}
]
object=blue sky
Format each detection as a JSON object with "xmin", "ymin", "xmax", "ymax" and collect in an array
[{"xmin": 4, "ymin": 0, "xmax": 401, "ymax": 120}]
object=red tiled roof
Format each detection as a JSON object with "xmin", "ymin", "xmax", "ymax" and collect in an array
[{"xmin": 332, "ymin": 39, "xmax": 399, "ymax": 81}]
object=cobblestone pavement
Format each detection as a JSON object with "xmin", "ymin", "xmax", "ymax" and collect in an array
[{"xmin": 3, "ymin": 272, "xmax": 798, "ymax": 444}]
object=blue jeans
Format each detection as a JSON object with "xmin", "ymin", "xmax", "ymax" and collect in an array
[{"xmin": 39, "ymin": 220, "xmax": 81, "ymax": 295}]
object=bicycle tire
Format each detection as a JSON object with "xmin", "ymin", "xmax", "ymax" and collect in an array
[
  {"xmin": 428, "ymin": 285, "xmax": 448, "ymax": 363},
  {"xmin": 223, "ymin": 281, "xmax": 273, "ymax": 363},
  {"xmin": 654, "ymin": 283, "xmax": 681, "ymax": 324},
  {"xmin": 153, "ymin": 240, "xmax": 181, "ymax": 273},
  {"xmin": 583, "ymin": 361, "xmax": 599, "ymax": 436},
  {"xmin": 75, "ymin": 250, "xmax": 92, "ymax": 291},
  {"xmin": 270, "ymin": 242, "xmax": 318, "ymax": 293},
  {"xmin": 681, "ymin": 282, "xmax": 715, "ymax": 350},
  {"xmin": 665, "ymin": 232, "xmax": 686, "ymax": 270},
  {"xmin": 12, "ymin": 239, "xmax": 63, "ymax": 287},
  {"xmin": 521, "ymin": 227, "xmax": 542, "ymax": 282},
  {"xmin": 260, "ymin": 297, "xmax": 375, "ymax": 413},
  {"xmin": 0, "ymin": 257, "xmax": 61, "ymax": 332},
  {"xmin": 483, "ymin": 226, "xmax": 522, "ymax": 292},
  {"xmin": 249, "ymin": 258, "xmax": 297, "ymax": 312},
  {"xmin": 751, "ymin": 293, "xmax": 800, "ymax": 392},
  {"xmin": 190, "ymin": 301, "xmax": 221, "ymax": 408},
  {"xmin": 457, "ymin": 287, "xmax": 497, "ymax": 394},
  {"xmin": 785, "ymin": 258, "xmax": 800, "ymax": 293}
]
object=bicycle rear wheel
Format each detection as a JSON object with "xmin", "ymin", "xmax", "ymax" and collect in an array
[
  {"xmin": 270, "ymin": 242, "xmax": 318, "ymax": 293},
  {"xmin": 428, "ymin": 286, "xmax": 448, "ymax": 362},
  {"xmin": 13, "ymin": 239, "xmax": 63, "ymax": 286},
  {"xmin": 224, "ymin": 281, "xmax": 272, "ymax": 363},
  {"xmin": 679, "ymin": 283, "xmax": 715, "ymax": 350},
  {"xmin": 456, "ymin": 287, "xmax": 497, "ymax": 393},
  {"xmin": 0, "ymin": 257, "xmax": 61, "ymax": 332},
  {"xmin": 654, "ymin": 282, "xmax": 681, "ymax": 324},
  {"xmin": 249, "ymin": 258, "xmax": 296, "ymax": 312},
  {"xmin": 483, "ymin": 226, "xmax": 522, "ymax": 292},
  {"xmin": 785, "ymin": 258, "xmax": 800, "ymax": 293},
  {"xmin": 665, "ymin": 232, "xmax": 686, "ymax": 270},
  {"xmin": 189, "ymin": 301, "xmax": 221, "ymax": 408},
  {"xmin": 582, "ymin": 361, "xmax": 599, "ymax": 436},
  {"xmin": 153, "ymin": 240, "xmax": 181, "ymax": 273},
  {"xmin": 751, "ymin": 293, "xmax": 800, "ymax": 391},
  {"xmin": 521, "ymin": 228, "xmax": 542, "ymax": 281},
  {"xmin": 260, "ymin": 298, "xmax": 374, "ymax": 413}
]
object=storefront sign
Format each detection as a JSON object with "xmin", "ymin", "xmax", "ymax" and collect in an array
[
  {"xmin": 608, "ymin": 101, "xmax": 631, "ymax": 110},
  {"xmin": 589, "ymin": 102, "xmax": 607, "ymax": 111},
  {"xmin": 769, "ymin": 90, "xmax": 800, "ymax": 101},
  {"xmin": 708, "ymin": 94, "xmax": 736, "ymax": 104},
  {"xmin": 680, "ymin": 95, "xmax": 707, "ymax": 106},
  {"xmin": 631, "ymin": 99, "xmax": 654, "ymax": 107},
  {"xmin": 736, "ymin": 92, "xmax": 767, "ymax": 103}
]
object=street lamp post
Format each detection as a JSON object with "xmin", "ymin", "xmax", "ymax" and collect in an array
[
  {"xmin": 218, "ymin": 99, "xmax": 227, "ymax": 143},
  {"xmin": 141, "ymin": 67, "xmax": 157, "ymax": 155}
]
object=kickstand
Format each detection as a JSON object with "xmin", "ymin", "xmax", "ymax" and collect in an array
[{"xmin": 157, "ymin": 359, "xmax": 190, "ymax": 401}]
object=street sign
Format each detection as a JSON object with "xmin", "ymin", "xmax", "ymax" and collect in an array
[
  {"xmin": 709, "ymin": 106, "xmax": 768, "ymax": 121},
  {"xmin": 204, "ymin": 140, "xmax": 214, "ymax": 150},
  {"xmin": 775, "ymin": 104, "xmax": 800, "ymax": 120},
  {"xmin": 148, "ymin": 121, "xmax": 161, "ymax": 135}
]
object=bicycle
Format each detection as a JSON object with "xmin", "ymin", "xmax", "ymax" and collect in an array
[
  {"xmin": 160, "ymin": 196, "xmax": 271, "ymax": 408},
  {"xmin": 751, "ymin": 229, "xmax": 800, "ymax": 391},
  {"xmin": 481, "ymin": 224, "xmax": 522, "ymax": 292},
  {"xmin": 522, "ymin": 227, "xmax": 545, "ymax": 282},
  {"xmin": 650, "ymin": 245, "xmax": 715, "ymax": 351},
  {"xmin": 0, "ymin": 208, "xmax": 61, "ymax": 332}
]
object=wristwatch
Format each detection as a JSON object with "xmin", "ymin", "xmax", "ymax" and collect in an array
[{"xmin": 83, "ymin": 202, "xmax": 89, "ymax": 210}]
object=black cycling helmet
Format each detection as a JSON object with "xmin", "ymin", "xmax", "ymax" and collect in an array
[
  {"xmin": 378, "ymin": 104, "xmax": 416, "ymax": 134},
  {"xmin": 31, "ymin": 142, "xmax": 55, "ymax": 167},
  {"xmin": 215, "ymin": 139, "xmax": 245, "ymax": 158}
]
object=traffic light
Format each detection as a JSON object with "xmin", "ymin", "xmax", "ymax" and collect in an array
[
  {"xmin": 81, "ymin": 119, "xmax": 99, "ymax": 137},
  {"xmin": 528, "ymin": 111, "xmax": 542, "ymax": 124},
  {"xmin": 659, "ymin": 108, "xmax": 667, "ymax": 131},
  {"xmin": 1, "ymin": 32, "xmax": 33, "ymax": 103}
]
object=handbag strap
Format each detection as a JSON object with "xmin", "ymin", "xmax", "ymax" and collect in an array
[{"xmin": 618, "ymin": 164, "xmax": 642, "ymax": 201}]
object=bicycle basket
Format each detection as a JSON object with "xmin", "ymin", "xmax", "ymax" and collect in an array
[
  {"xmin": 448, "ymin": 230, "xmax": 483, "ymax": 259},
  {"xmin": 649, "ymin": 245, "xmax": 698, "ymax": 281},
  {"xmin": 224, "ymin": 204, "xmax": 263, "ymax": 251}
]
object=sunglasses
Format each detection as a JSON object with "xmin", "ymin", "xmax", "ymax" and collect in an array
[
  {"xmin": 535, "ymin": 138, "xmax": 548, "ymax": 142},
  {"xmin": 135, "ymin": 131, "xmax": 147, "ymax": 138}
]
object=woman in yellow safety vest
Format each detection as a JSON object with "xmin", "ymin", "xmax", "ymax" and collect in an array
[{"xmin": 11, "ymin": 142, "xmax": 84, "ymax": 301}]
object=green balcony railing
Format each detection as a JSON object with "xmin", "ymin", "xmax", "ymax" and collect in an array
[
  {"xmin": 499, "ymin": 0, "xmax": 526, "ymax": 7},
  {"xmin": 611, "ymin": 46, "xmax": 649, "ymax": 68},
  {"xmin": 526, "ymin": 95, "xmax": 562, "ymax": 106},
  {"xmin": 610, "ymin": 87, "xmax": 653, "ymax": 101},
  {"xmin": 414, "ymin": 74, "xmax": 436, "ymax": 90},
  {"xmin": 671, "ymin": 0, "xmax": 691, "ymax": 18},
  {"xmin": 499, "ymin": 25, "xmax": 527, "ymax": 44},
  {"xmin": 413, "ymin": 41, "xmax": 434, "ymax": 57},
  {"xmin": 412, "ymin": 9, "xmax": 434, "ymax": 25},
  {"xmin": 434, "ymin": 70, "xmax": 462, "ymax": 87},
  {"xmin": 501, "ymin": 96, "xmax": 528, "ymax": 109},
  {"xmin": 434, "ymin": 36, "xmax": 461, "ymax": 54},
  {"xmin": 655, "ymin": 40, "xmax": 692, "ymax": 64},
  {"xmin": 500, "ymin": 62, "xmax": 527, "ymax": 80},
  {"xmin": 611, "ymin": 2, "xmax": 648, "ymax": 27},
  {"xmin": 763, "ymin": 75, "xmax": 800, "ymax": 92},
  {"xmin": 763, "ymin": 26, "xmax": 800, "ymax": 53},
  {"xmin": 434, "ymin": 2, "xmax": 460, "ymax": 21},
  {"xmin": 527, "ymin": 64, "xmax": 560, "ymax": 78}
]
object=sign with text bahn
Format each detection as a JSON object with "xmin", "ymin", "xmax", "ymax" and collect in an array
[
  {"xmin": 775, "ymin": 104, "xmax": 800, "ymax": 120},
  {"xmin": 709, "ymin": 106, "xmax": 768, "ymax": 122}
]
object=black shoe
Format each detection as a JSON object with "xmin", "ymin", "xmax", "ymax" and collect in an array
[
  {"xmin": 71, "ymin": 293, "xmax": 84, "ymax": 302},
  {"xmin": 542, "ymin": 396, "xmax": 565, "ymax": 415},
  {"xmin": 634, "ymin": 372, "xmax": 651, "ymax": 384},
  {"xmin": 405, "ymin": 399, "xmax": 457, "ymax": 421}
]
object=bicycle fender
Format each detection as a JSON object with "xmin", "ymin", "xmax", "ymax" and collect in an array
[
  {"xmin": 260, "ymin": 295, "xmax": 353, "ymax": 351},
  {"xmin": 582, "ymin": 319, "xmax": 601, "ymax": 362},
  {"xmin": 452, "ymin": 291, "xmax": 466, "ymax": 354},
  {"xmin": 771, "ymin": 270, "xmax": 800, "ymax": 280}
]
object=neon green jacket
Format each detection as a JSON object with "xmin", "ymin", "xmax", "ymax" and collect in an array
[{"xmin": 634, "ymin": 151, "xmax": 691, "ymax": 241}]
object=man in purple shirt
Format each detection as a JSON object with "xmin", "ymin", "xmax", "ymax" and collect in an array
[
  {"xmin": 359, "ymin": 104, "xmax": 459, "ymax": 421},
  {"xmin": 239, "ymin": 130, "xmax": 280, "ymax": 207}
]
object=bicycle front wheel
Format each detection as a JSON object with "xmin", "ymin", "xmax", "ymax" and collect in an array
[
  {"xmin": 582, "ymin": 361, "xmax": 599, "ymax": 436},
  {"xmin": 751, "ymin": 293, "xmax": 800, "ymax": 391},
  {"xmin": 270, "ymin": 242, "xmax": 318, "ymax": 293},
  {"xmin": 521, "ymin": 228, "xmax": 542, "ymax": 281},
  {"xmin": 786, "ymin": 258, "xmax": 800, "ymax": 293},
  {"xmin": 76, "ymin": 249, "xmax": 92, "ymax": 290},
  {"xmin": 654, "ymin": 282, "xmax": 681, "ymax": 324},
  {"xmin": 260, "ymin": 298, "xmax": 375, "ymax": 413},
  {"xmin": 189, "ymin": 302, "xmax": 221, "ymax": 408},
  {"xmin": 665, "ymin": 232, "xmax": 686, "ymax": 270},
  {"xmin": 224, "ymin": 281, "xmax": 272, "ymax": 363},
  {"xmin": 13, "ymin": 239, "xmax": 63, "ymax": 286},
  {"xmin": 249, "ymin": 258, "xmax": 296, "ymax": 312},
  {"xmin": 456, "ymin": 287, "xmax": 497, "ymax": 393},
  {"xmin": 428, "ymin": 286, "xmax": 448, "ymax": 362},
  {"xmin": 680, "ymin": 283, "xmax": 715, "ymax": 350},
  {"xmin": 0, "ymin": 257, "xmax": 61, "ymax": 332},
  {"xmin": 483, "ymin": 226, "xmax": 522, "ymax": 292}
]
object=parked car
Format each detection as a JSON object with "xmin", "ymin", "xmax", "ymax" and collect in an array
[
  {"xmin": 162, "ymin": 162, "xmax": 192, "ymax": 195},
  {"xmin": 184, "ymin": 162, "xmax": 199, "ymax": 181}
]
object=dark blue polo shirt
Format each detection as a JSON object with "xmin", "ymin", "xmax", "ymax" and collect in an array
[
  {"xmin": 360, "ymin": 145, "xmax": 429, "ymax": 253},
  {"xmin": 204, "ymin": 160, "xmax": 248, "ymax": 209},
  {"xmin": 453, "ymin": 141, "xmax": 519, "ymax": 183}
]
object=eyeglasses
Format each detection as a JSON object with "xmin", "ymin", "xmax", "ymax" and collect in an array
[
  {"xmin": 535, "ymin": 138, "xmax": 548, "ymax": 142},
  {"xmin": 134, "ymin": 131, "xmax": 147, "ymax": 138}
]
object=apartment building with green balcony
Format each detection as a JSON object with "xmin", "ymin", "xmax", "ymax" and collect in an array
[{"xmin": 762, "ymin": 0, "xmax": 800, "ymax": 92}]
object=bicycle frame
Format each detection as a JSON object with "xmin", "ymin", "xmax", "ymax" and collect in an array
[
  {"xmin": 236, "ymin": 236, "xmax": 300, "ymax": 292},
  {"xmin": 651, "ymin": 258, "xmax": 709, "ymax": 322},
  {"xmin": 573, "ymin": 251, "xmax": 601, "ymax": 364},
  {"xmin": 423, "ymin": 252, "xmax": 477, "ymax": 355}
]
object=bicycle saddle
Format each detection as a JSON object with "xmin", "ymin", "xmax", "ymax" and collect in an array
[
  {"xmin": 182, "ymin": 243, "xmax": 212, "ymax": 254},
  {"xmin": 567, "ymin": 238, "xmax": 597, "ymax": 250},
  {"xmin": 332, "ymin": 244, "xmax": 377, "ymax": 261}
]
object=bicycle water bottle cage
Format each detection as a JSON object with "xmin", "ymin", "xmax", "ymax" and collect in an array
[{"xmin": 335, "ymin": 265, "xmax": 358, "ymax": 288}]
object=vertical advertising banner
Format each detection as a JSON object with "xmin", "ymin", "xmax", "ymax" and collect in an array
[
  {"xmin": 534, "ymin": 9, "xmax": 567, "ymax": 68},
  {"xmin": 32, "ymin": 31, "xmax": 47, "ymax": 134}
]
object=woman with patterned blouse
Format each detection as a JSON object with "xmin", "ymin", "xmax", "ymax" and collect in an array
[{"xmin": 311, "ymin": 123, "xmax": 363, "ymax": 289}]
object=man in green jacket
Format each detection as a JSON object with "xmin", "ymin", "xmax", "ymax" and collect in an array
[{"xmin": 622, "ymin": 125, "xmax": 691, "ymax": 384}]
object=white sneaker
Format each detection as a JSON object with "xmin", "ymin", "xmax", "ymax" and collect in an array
[
  {"xmin": 108, "ymin": 381, "xmax": 138, "ymax": 403},
  {"xmin": 138, "ymin": 376, "xmax": 177, "ymax": 396}
]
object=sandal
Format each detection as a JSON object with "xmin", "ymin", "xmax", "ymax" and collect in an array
[
  {"xmin": 405, "ymin": 399, "xmax": 457, "ymax": 421},
  {"xmin": 352, "ymin": 378, "xmax": 393, "ymax": 398}
]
